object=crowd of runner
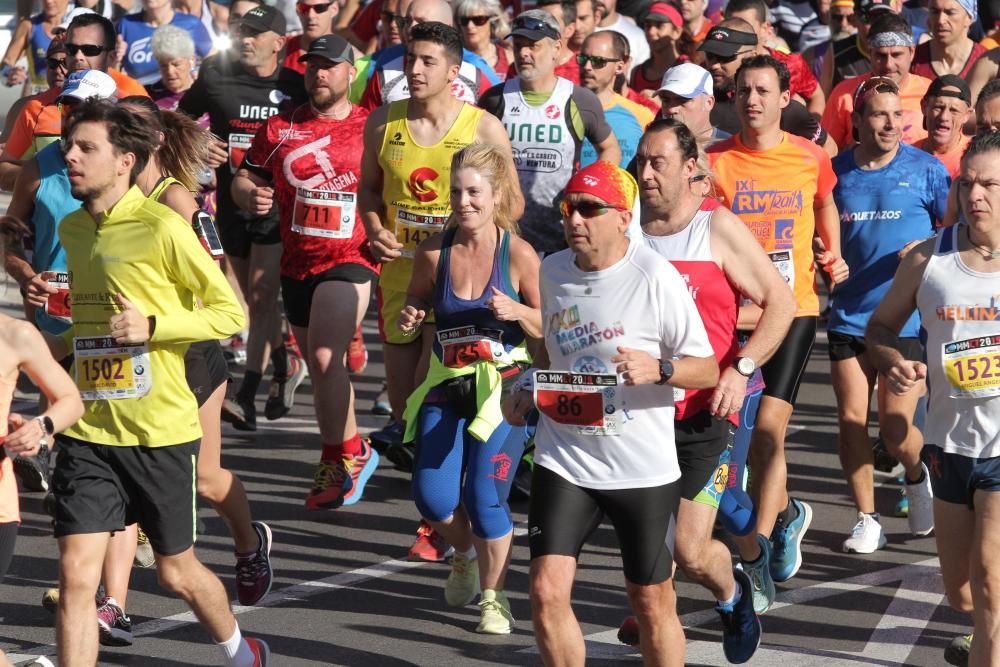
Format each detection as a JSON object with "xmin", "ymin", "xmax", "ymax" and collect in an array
[{"xmin": 0, "ymin": 0, "xmax": 998, "ymax": 663}]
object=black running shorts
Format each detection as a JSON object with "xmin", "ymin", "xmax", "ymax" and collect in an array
[
  {"xmin": 528, "ymin": 464, "xmax": 680, "ymax": 585},
  {"xmin": 281, "ymin": 264, "xmax": 378, "ymax": 328},
  {"xmin": 184, "ymin": 340, "xmax": 230, "ymax": 407},
  {"xmin": 52, "ymin": 435, "xmax": 199, "ymax": 556},
  {"xmin": 759, "ymin": 316, "xmax": 817, "ymax": 405},
  {"xmin": 827, "ymin": 331, "xmax": 923, "ymax": 363},
  {"xmin": 676, "ymin": 410, "xmax": 733, "ymax": 507},
  {"xmin": 218, "ymin": 215, "xmax": 281, "ymax": 259}
]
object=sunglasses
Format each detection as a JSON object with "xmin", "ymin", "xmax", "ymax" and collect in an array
[
  {"xmin": 577, "ymin": 54, "xmax": 622, "ymax": 69},
  {"xmin": 512, "ymin": 15, "xmax": 558, "ymax": 37},
  {"xmin": 296, "ymin": 1, "xmax": 333, "ymax": 13},
  {"xmin": 704, "ymin": 48, "xmax": 754, "ymax": 65},
  {"xmin": 830, "ymin": 11, "xmax": 853, "ymax": 21},
  {"xmin": 459, "ymin": 14, "xmax": 491, "ymax": 26},
  {"xmin": 46, "ymin": 57, "xmax": 68, "ymax": 70},
  {"xmin": 380, "ymin": 10, "xmax": 408, "ymax": 28},
  {"xmin": 853, "ymin": 75, "xmax": 899, "ymax": 107},
  {"xmin": 65, "ymin": 42, "xmax": 108, "ymax": 57},
  {"xmin": 560, "ymin": 200, "xmax": 620, "ymax": 219}
]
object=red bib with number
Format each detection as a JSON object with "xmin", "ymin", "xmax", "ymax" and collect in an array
[
  {"xmin": 437, "ymin": 325, "xmax": 508, "ymax": 368},
  {"xmin": 292, "ymin": 188, "xmax": 356, "ymax": 238},
  {"xmin": 43, "ymin": 271, "xmax": 72, "ymax": 322},
  {"xmin": 534, "ymin": 371, "xmax": 619, "ymax": 436}
]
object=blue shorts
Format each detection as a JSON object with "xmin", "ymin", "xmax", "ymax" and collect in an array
[{"xmin": 922, "ymin": 444, "xmax": 1000, "ymax": 509}]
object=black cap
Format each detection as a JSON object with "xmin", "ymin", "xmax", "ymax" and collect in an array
[
  {"xmin": 925, "ymin": 74, "xmax": 972, "ymax": 105},
  {"xmin": 237, "ymin": 4, "xmax": 286, "ymax": 36},
  {"xmin": 298, "ymin": 34, "xmax": 354, "ymax": 64},
  {"xmin": 510, "ymin": 10, "xmax": 561, "ymax": 41},
  {"xmin": 854, "ymin": 0, "xmax": 894, "ymax": 17},
  {"xmin": 698, "ymin": 26, "xmax": 758, "ymax": 56}
]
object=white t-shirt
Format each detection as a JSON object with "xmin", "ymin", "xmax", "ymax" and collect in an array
[
  {"xmin": 533, "ymin": 238, "xmax": 714, "ymax": 490},
  {"xmin": 596, "ymin": 14, "xmax": 648, "ymax": 77}
]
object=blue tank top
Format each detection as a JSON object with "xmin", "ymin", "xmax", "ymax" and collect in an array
[
  {"xmin": 28, "ymin": 15, "xmax": 52, "ymax": 89},
  {"xmin": 33, "ymin": 141, "xmax": 79, "ymax": 335},
  {"xmin": 432, "ymin": 227, "xmax": 525, "ymax": 364}
]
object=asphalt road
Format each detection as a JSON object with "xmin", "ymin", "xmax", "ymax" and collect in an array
[{"xmin": 0, "ymin": 273, "xmax": 970, "ymax": 667}]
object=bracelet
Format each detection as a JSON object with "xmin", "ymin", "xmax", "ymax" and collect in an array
[{"xmin": 511, "ymin": 367, "xmax": 537, "ymax": 394}]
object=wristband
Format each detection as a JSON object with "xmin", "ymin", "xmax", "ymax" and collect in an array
[{"xmin": 511, "ymin": 367, "xmax": 537, "ymax": 394}]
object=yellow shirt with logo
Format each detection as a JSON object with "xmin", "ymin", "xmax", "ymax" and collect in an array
[
  {"xmin": 377, "ymin": 99, "xmax": 482, "ymax": 292},
  {"xmin": 58, "ymin": 186, "xmax": 245, "ymax": 447}
]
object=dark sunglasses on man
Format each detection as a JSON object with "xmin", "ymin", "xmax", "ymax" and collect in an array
[
  {"xmin": 296, "ymin": 2, "xmax": 333, "ymax": 14},
  {"xmin": 65, "ymin": 42, "xmax": 108, "ymax": 57}
]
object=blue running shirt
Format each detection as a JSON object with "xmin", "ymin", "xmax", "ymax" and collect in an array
[{"xmin": 118, "ymin": 13, "xmax": 212, "ymax": 85}]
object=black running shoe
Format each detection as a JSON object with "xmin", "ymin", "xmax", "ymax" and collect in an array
[
  {"xmin": 264, "ymin": 353, "xmax": 307, "ymax": 421},
  {"xmin": 14, "ymin": 444, "xmax": 50, "ymax": 492},
  {"xmin": 222, "ymin": 396, "xmax": 257, "ymax": 431}
]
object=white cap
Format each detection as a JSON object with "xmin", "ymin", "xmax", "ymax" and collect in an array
[
  {"xmin": 657, "ymin": 63, "xmax": 714, "ymax": 99},
  {"xmin": 60, "ymin": 6, "xmax": 97, "ymax": 29},
  {"xmin": 58, "ymin": 69, "xmax": 118, "ymax": 103}
]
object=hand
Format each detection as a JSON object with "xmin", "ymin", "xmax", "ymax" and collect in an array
[
  {"xmin": 898, "ymin": 239, "xmax": 922, "ymax": 260},
  {"xmin": 24, "ymin": 272, "xmax": 59, "ymax": 308},
  {"xmin": 502, "ymin": 389, "xmax": 534, "ymax": 426},
  {"xmin": 4, "ymin": 65, "xmax": 26, "ymax": 86},
  {"xmin": 248, "ymin": 186, "xmax": 274, "ymax": 216},
  {"xmin": 109, "ymin": 294, "xmax": 151, "ymax": 344},
  {"xmin": 819, "ymin": 251, "xmax": 849, "ymax": 284},
  {"xmin": 397, "ymin": 305, "xmax": 426, "ymax": 336},
  {"xmin": 3, "ymin": 413, "xmax": 45, "ymax": 458},
  {"xmin": 112, "ymin": 35, "xmax": 128, "ymax": 69},
  {"xmin": 486, "ymin": 287, "xmax": 520, "ymax": 322},
  {"xmin": 368, "ymin": 227, "xmax": 403, "ymax": 262},
  {"xmin": 611, "ymin": 346, "xmax": 661, "ymax": 386},
  {"xmin": 884, "ymin": 360, "xmax": 927, "ymax": 395},
  {"xmin": 709, "ymin": 367, "xmax": 748, "ymax": 419},
  {"xmin": 206, "ymin": 137, "xmax": 228, "ymax": 169}
]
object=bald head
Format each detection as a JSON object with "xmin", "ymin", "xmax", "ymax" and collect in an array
[
  {"xmin": 406, "ymin": 0, "xmax": 455, "ymax": 26},
  {"xmin": 715, "ymin": 16, "xmax": 756, "ymax": 33}
]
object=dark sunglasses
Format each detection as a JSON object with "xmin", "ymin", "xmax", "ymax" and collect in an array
[
  {"xmin": 46, "ymin": 57, "xmax": 68, "ymax": 70},
  {"xmin": 512, "ymin": 15, "xmax": 559, "ymax": 38},
  {"xmin": 704, "ymin": 48, "xmax": 754, "ymax": 65},
  {"xmin": 65, "ymin": 42, "xmax": 108, "ymax": 57},
  {"xmin": 459, "ymin": 14, "xmax": 490, "ymax": 26},
  {"xmin": 380, "ymin": 10, "xmax": 408, "ymax": 28},
  {"xmin": 577, "ymin": 54, "xmax": 622, "ymax": 69},
  {"xmin": 830, "ymin": 11, "xmax": 853, "ymax": 21},
  {"xmin": 296, "ymin": 1, "xmax": 333, "ymax": 14},
  {"xmin": 560, "ymin": 200, "xmax": 620, "ymax": 219}
]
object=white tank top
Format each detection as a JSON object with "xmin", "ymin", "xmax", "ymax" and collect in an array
[{"xmin": 916, "ymin": 224, "xmax": 1000, "ymax": 458}]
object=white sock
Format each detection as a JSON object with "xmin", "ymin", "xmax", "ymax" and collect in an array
[
  {"xmin": 217, "ymin": 625, "xmax": 255, "ymax": 667},
  {"xmin": 460, "ymin": 545, "xmax": 477, "ymax": 560},
  {"xmin": 718, "ymin": 581, "xmax": 742, "ymax": 608}
]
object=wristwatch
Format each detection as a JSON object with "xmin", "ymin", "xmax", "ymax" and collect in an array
[
  {"xmin": 734, "ymin": 356, "xmax": 756, "ymax": 377},
  {"xmin": 656, "ymin": 359, "xmax": 674, "ymax": 385},
  {"xmin": 36, "ymin": 415, "xmax": 54, "ymax": 437}
]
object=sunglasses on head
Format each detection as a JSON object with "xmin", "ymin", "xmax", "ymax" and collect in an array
[
  {"xmin": 560, "ymin": 200, "xmax": 620, "ymax": 219},
  {"xmin": 459, "ymin": 14, "xmax": 491, "ymax": 26},
  {"xmin": 512, "ymin": 15, "xmax": 558, "ymax": 37},
  {"xmin": 705, "ymin": 48, "xmax": 754, "ymax": 65},
  {"xmin": 296, "ymin": 1, "xmax": 333, "ymax": 13},
  {"xmin": 65, "ymin": 42, "xmax": 108, "ymax": 57},
  {"xmin": 46, "ymin": 56, "xmax": 68, "ymax": 70},
  {"xmin": 576, "ymin": 54, "xmax": 622, "ymax": 69}
]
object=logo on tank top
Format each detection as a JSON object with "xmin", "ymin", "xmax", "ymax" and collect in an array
[
  {"xmin": 407, "ymin": 167, "xmax": 440, "ymax": 203},
  {"xmin": 545, "ymin": 104, "xmax": 561, "ymax": 119}
]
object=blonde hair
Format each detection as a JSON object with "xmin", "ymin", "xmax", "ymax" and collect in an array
[{"xmin": 448, "ymin": 143, "xmax": 519, "ymax": 234}]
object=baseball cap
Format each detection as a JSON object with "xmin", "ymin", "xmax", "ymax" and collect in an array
[
  {"xmin": 237, "ymin": 4, "xmax": 287, "ymax": 36},
  {"xmin": 657, "ymin": 63, "xmax": 713, "ymax": 98},
  {"xmin": 510, "ymin": 10, "xmax": 561, "ymax": 41},
  {"xmin": 643, "ymin": 2, "xmax": 683, "ymax": 27},
  {"xmin": 298, "ymin": 34, "xmax": 354, "ymax": 64},
  {"xmin": 854, "ymin": 0, "xmax": 894, "ymax": 18},
  {"xmin": 58, "ymin": 69, "xmax": 117, "ymax": 103},
  {"xmin": 59, "ymin": 6, "xmax": 95, "ymax": 29},
  {"xmin": 698, "ymin": 25, "xmax": 758, "ymax": 57},
  {"xmin": 47, "ymin": 36, "xmax": 67, "ymax": 56},
  {"xmin": 564, "ymin": 161, "xmax": 639, "ymax": 211},
  {"xmin": 924, "ymin": 74, "xmax": 972, "ymax": 105}
]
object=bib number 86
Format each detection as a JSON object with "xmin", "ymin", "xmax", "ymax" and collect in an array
[{"xmin": 557, "ymin": 395, "xmax": 583, "ymax": 417}]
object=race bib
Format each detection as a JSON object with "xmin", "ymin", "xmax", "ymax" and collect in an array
[
  {"xmin": 42, "ymin": 271, "xmax": 71, "ymax": 323},
  {"xmin": 292, "ymin": 188, "xmax": 356, "ymax": 238},
  {"xmin": 769, "ymin": 250, "xmax": 794, "ymax": 286},
  {"xmin": 228, "ymin": 133, "xmax": 254, "ymax": 174},
  {"xmin": 534, "ymin": 371, "xmax": 619, "ymax": 436},
  {"xmin": 74, "ymin": 336, "xmax": 152, "ymax": 401},
  {"xmin": 396, "ymin": 208, "xmax": 448, "ymax": 258},
  {"xmin": 943, "ymin": 335, "xmax": 1000, "ymax": 399},
  {"xmin": 437, "ymin": 325, "xmax": 509, "ymax": 368}
]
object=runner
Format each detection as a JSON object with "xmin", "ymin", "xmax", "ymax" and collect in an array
[
  {"xmin": 0, "ymin": 0, "xmax": 69, "ymax": 94},
  {"xmin": 51, "ymin": 98, "xmax": 266, "ymax": 666},
  {"xmin": 233, "ymin": 34, "xmax": 381, "ymax": 510},
  {"xmin": 628, "ymin": 2, "xmax": 683, "ymax": 96},
  {"xmin": 977, "ymin": 78, "xmax": 1000, "ymax": 133},
  {"xmin": 866, "ymin": 130, "xmax": 1000, "ymax": 667},
  {"xmin": 116, "ymin": 0, "xmax": 214, "ymax": 86},
  {"xmin": 655, "ymin": 62, "xmax": 730, "ymax": 145},
  {"xmin": 479, "ymin": 9, "xmax": 620, "ymax": 254},
  {"xmin": 179, "ymin": 4, "xmax": 308, "ymax": 432},
  {"xmin": 282, "ymin": 0, "xmax": 339, "ymax": 72},
  {"xmin": 829, "ymin": 77, "xmax": 948, "ymax": 554},
  {"xmin": 529, "ymin": 0, "xmax": 582, "ymax": 83},
  {"xmin": 917, "ymin": 74, "xmax": 972, "ymax": 178},
  {"xmin": 504, "ymin": 159, "xmax": 718, "ymax": 666},
  {"xmin": 358, "ymin": 21, "xmax": 520, "ymax": 557},
  {"xmin": 708, "ymin": 54, "xmax": 848, "ymax": 610},
  {"xmin": 398, "ymin": 143, "xmax": 540, "ymax": 634},
  {"xmin": 593, "ymin": 0, "xmax": 647, "ymax": 74},
  {"xmin": 909, "ymin": 0, "xmax": 985, "ymax": 78}
]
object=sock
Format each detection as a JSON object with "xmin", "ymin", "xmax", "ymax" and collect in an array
[
  {"xmin": 217, "ymin": 625, "xmax": 254, "ymax": 667},
  {"xmin": 777, "ymin": 499, "xmax": 798, "ymax": 526},
  {"xmin": 864, "ymin": 512, "xmax": 881, "ymax": 522},
  {"xmin": 271, "ymin": 345, "xmax": 289, "ymax": 380},
  {"xmin": 743, "ymin": 543, "xmax": 766, "ymax": 566},
  {"xmin": 236, "ymin": 371, "xmax": 262, "ymax": 403},
  {"xmin": 459, "ymin": 545, "xmax": 477, "ymax": 560},
  {"xmin": 321, "ymin": 434, "xmax": 362, "ymax": 462},
  {"xmin": 321, "ymin": 442, "xmax": 342, "ymax": 462},
  {"xmin": 718, "ymin": 581, "xmax": 742, "ymax": 608},
  {"xmin": 906, "ymin": 468, "xmax": 926, "ymax": 485}
]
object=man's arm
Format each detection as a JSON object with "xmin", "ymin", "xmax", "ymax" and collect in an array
[
  {"xmin": 476, "ymin": 112, "xmax": 525, "ymax": 221},
  {"xmin": 805, "ymin": 82, "xmax": 825, "ymax": 115},
  {"xmin": 358, "ymin": 107, "xmax": 402, "ymax": 262},
  {"xmin": 814, "ymin": 192, "xmax": 848, "ymax": 283}
]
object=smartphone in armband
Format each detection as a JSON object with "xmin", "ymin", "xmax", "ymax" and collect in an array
[{"xmin": 192, "ymin": 211, "xmax": 225, "ymax": 259}]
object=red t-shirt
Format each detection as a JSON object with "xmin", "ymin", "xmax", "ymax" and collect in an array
[
  {"xmin": 910, "ymin": 41, "xmax": 988, "ymax": 79},
  {"xmin": 242, "ymin": 104, "xmax": 378, "ymax": 280},
  {"xmin": 770, "ymin": 48, "xmax": 819, "ymax": 100},
  {"xmin": 627, "ymin": 86, "xmax": 661, "ymax": 115},
  {"xmin": 283, "ymin": 34, "xmax": 306, "ymax": 74},
  {"xmin": 349, "ymin": 0, "xmax": 383, "ymax": 44}
]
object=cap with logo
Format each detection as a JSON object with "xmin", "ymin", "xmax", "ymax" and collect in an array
[
  {"xmin": 697, "ymin": 25, "xmax": 758, "ymax": 57},
  {"xmin": 564, "ymin": 160, "xmax": 638, "ymax": 211},
  {"xmin": 58, "ymin": 69, "xmax": 118, "ymax": 103},
  {"xmin": 854, "ymin": 0, "xmax": 894, "ymax": 18},
  {"xmin": 510, "ymin": 10, "xmax": 561, "ymax": 41},
  {"xmin": 643, "ymin": 2, "xmax": 683, "ymax": 27},
  {"xmin": 298, "ymin": 33, "xmax": 354, "ymax": 64},
  {"xmin": 658, "ymin": 62, "xmax": 713, "ymax": 99},
  {"xmin": 924, "ymin": 73, "xmax": 972, "ymax": 105},
  {"xmin": 238, "ymin": 4, "xmax": 287, "ymax": 36}
]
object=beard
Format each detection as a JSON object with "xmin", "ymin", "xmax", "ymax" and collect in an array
[{"xmin": 310, "ymin": 87, "xmax": 336, "ymax": 111}]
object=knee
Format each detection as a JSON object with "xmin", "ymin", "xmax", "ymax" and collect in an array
[
  {"xmin": 972, "ymin": 569, "xmax": 1000, "ymax": 612},
  {"xmin": 946, "ymin": 587, "xmax": 975, "ymax": 615},
  {"xmin": 626, "ymin": 582, "xmax": 674, "ymax": 621},
  {"xmin": 196, "ymin": 470, "xmax": 225, "ymax": 501},
  {"xmin": 412, "ymin": 479, "xmax": 456, "ymax": 525},
  {"xmin": 673, "ymin": 537, "xmax": 707, "ymax": 577},
  {"xmin": 465, "ymin": 487, "xmax": 513, "ymax": 541},
  {"xmin": 156, "ymin": 555, "xmax": 195, "ymax": 596},
  {"xmin": 530, "ymin": 567, "xmax": 571, "ymax": 615}
]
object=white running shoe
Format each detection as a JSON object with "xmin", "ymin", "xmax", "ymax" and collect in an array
[
  {"xmin": 907, "ymin": 463, "xmax": 935, "ymax": 536},
  {"xmin": 842, "ymin": 512, "xmax": 887, "ymax": 553}
]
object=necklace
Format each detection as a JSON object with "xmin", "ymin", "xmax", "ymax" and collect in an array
[{"xmin": 968, "ymin": 227, "xmax": 1000, "ymax": 259}]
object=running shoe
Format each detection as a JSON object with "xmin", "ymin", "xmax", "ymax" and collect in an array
[
  {"xmin": 264, "ymin": 353, "xmax": 307, "ymax": 421},
  {"xmin": 738, "ymin": 534, "xmax": 776, "ymax": 614},
  {"xmin": 41, "ymin": 588, "xmax": 59, "ymax": 614},
  {"xmin": 246, "ymin": 636, "xmax": 271, "ymax": 666},
  {"xmin": 223, "ymin": 332, "xmax": 248, "ymax": 366},
  {"xmin": 25, "ymin": 658, "xmax": 55, "ymax": 667},
  {"xmin": 222, "ymin": 396, "xmax": 257, "ymax": 431},
  {"xmin": 477, "ymin": 589, "xmax": 514, "ymax": 634},
  {"xmin": 370, "ymin": 419, "xmax": 404, "ymax": 450},
  {"xmin": 906, "ymin": 463, "xmax": 934, "ymax": 536},
  {"xmin": 13, "ymin": 444, "xmax": 50, "ymax": 492},
  {"xmin": 842, "ymin": 512, "xmax": 886, "ymax": 554},
  {"xmin": 347, "ymin": 326, "xmax": 368, "ymax": 374},
  {"xmin": 407, "ymin": 520, "xmax": 454, "ymax": 562},
  {"xmin": 769, "ymin": 498, "xmax": 813, "ymax": 583},
  {"xmin": 945, "ymin": 633, "xmax": 972, "ymax": 666},
  {"xmin": 134, "ymin": 525, "xmax": 155, "ymax": 568},
  {"xmin": 96, "ymin": 596, "xmax": 133, "ymax": 646},
  {"xmin": 235, "ymin": 521, "xmax": 274, "ymax": 606},
  {"xmin": 716, "ymin": 567, "xmax": 762, "ymax": 664},
  {"xmin": 617, "ymin": 615, "xmax": 639, "ymax": 646},
  {"xmin": 444, "ymin": 552, "xmax": 479, "ymax": 607},
  {"xmin": 371, "ymin": 381, "xmax": 391, "ymax": 416},
  {"xmin": 304, "ymin": 440, "xmax": 379, "ymax": 510},
  {"xmin": 871, "ymin": 435, "xmax": 898, "ymax": 473},
  {"xmin": 386, "ymin": 440, "xmax": 416, "ymax": 473}
]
